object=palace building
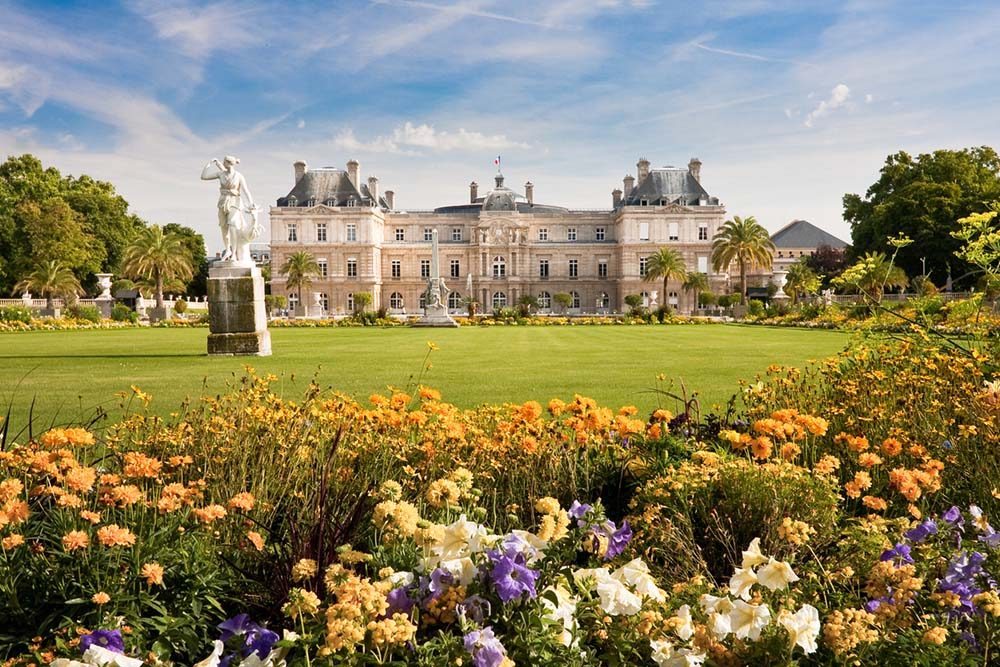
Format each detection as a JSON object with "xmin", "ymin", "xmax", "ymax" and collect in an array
[{"xmin": 268, "ymin": 157, "xmax": 729, "ymax": 315}]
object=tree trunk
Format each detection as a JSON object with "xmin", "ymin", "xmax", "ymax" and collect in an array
[
  {"xmin": 663, "ymin": 277, "xmax": 669, "ymax": 309},
  {"xmin": 156, "ymin": 271, "xmax": 165, "ymax": 310},
  {"xmin": 46, "ymin": 293, "xmax": 54, "ymax": 311},
  {"xmin": 740, "ymin": 261, "xmax": 748, "ymax": 305}
]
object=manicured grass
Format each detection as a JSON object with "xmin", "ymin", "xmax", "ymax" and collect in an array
[{"xmin": 0, "ymin": 324, "xmax": 850, "ymax": 434}]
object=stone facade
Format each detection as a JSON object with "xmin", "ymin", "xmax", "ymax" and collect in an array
[{"xmin": 269, "ymin": 157, "xmax": 729, "ymax": 315}]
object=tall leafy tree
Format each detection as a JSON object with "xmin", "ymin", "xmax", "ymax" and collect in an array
[
  {"xmin": 14, "ymin": 199, "xmax": 105, "ymax": 281},
  {"xmin": 14, "ymin": 260, "xmax": 83, "ymax": 312},
  {"xmin": 711, "ymin": 215, "xmax": 775, "ymax": 304},
  {"xmin": 643, "ymin": 247, "xmax": 687, "ymax": 304},
  {"xmin": 163, "ymin": 223, "xmax": 209, "ymax": 295},
  {"xmin": 279, "ymin": 251, "xmax": 320, "ymax": 307},
  {"xmin": 804, "ymin": 244, "xmax": 847, "ymax": 289},
  {"xmin": 121, "ymin": 225, "xmax": 194, "ymax": 311},
  {"xmin": 833, "ymin": 252, "xmax": 909, "ymax": 302},
  {"xmin": 682, "ymin": 271, "xmax": 710, "ymax": 306},
  {"xmin": 844, "ymin": 147, "xmax": 1000, "ymax": 287},
  {"xmin": 783, "ymin": 260, "xmax": 822, "ymax": 304}
]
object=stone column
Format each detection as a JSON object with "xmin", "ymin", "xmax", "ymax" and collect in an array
[
  {"xmin": 95, "ymin": 273, "xmax": 114, "ymax": 318},
  {"xmin": 207, "ymin": 263, "xmax": 272, "ymax": 356}
]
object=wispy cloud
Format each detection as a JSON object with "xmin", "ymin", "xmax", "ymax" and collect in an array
[
  {"xmin": 127, "ymin": 1, "xmax": 259, "ymax": 59},
  {"xmin": 694, "ymin": 42, "xmax": 815, "ymax": 67},
  {"xmin": 804, "ymin": 83, "xmax": 851, "ymax": 127},
  {"xmin": 372, "ymin": 0, "xmax": 573, "ymax": 30},
  {"xmin": 334, "ymin": 122, "xmax": 530, "ymax": 154}
]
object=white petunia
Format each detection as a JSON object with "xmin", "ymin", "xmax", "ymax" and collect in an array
[
  {"xmin": 596, "ymin": 576, "xmax": 644, "ymax": 616},
  {"xmin": 756, "ymin": 557, "xmax": 800, "ymax": 592},
  {"xmin": 729, "ymin": 566, "xmax": 758, "ymax": 600},
  {"xmin": 434, "ymin": 515, "xmax": 493, "ymax": 560},
  {"xmin": 83, "ymin": 647, "xmax": 144, "ymax": 667},
  {"xmin": 741, "ymin": 537, "xmax": 768, "ymax": 569},
  {"xmin": 193, "ymin": 641, "xmax": 224, "ymax": 667},
  {"xmin": 437, "ymin": 556, "xmax": 479, "ymax": 586},
  {"xmin": 541, "ymin": 584, "xmax": 579, "ymax": 647},
  {"xmin": 779, "ymin": 604, "xmax": 821, "ymax": 654},
  {"xmin": 699, "ymin": 594, "xmax": 734, "ymax": 639},
  {"xmin": 729, "ymin": 599, "xmax": 772, "ymax": 641},
  {"xmin": 573, "ymin": 567, "xmax": 614, "ymax": 591},
  {"xmin": 672, "ymin": 604, "xmax": 695, "ymax": 640},
  {"xmin": 388, "ymin": 570, "xmax": 415, "ymax": 587},
  {"xmin": 650, "ymin": 639, "xmax": 675, "ymax": 667},
  {"xmin": 612, "ymin": 558, "xmax": 666, "ymax": 602},
  {"xmin": 650, "ymin": 640, "xmax": 706, "ymax": 667}
]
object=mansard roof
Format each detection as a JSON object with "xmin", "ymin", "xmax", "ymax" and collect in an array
[
  {"xmin": 433, "ymin": 173, "xmax": 569, "ymax": 214},
  {"xmin": 771, "ymin": 219, "xmax": 847, "ymax": 248},
  {"xmin": 623, "ymin": 167, "xmax": 718, "ymax": 206},
  {"xmin": 277, "ymin": 168, "xmax": 388, "ymax": 208}
]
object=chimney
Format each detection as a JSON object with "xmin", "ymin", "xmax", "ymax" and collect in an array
[
  {"xmin": 293, "ymin": 160, "xmax": 308, "ymax": 183},
  {"xmin": 385, "ymin": 190, "xmax": 395, "ymax": 210},
  {"xmin": 347, "ymin": 159, "xmax": 360, "ymax": 188},
  {"xmin": 367, "ymin": 175, "xmax": 379, "ymax": 204},
  {"xmin": 637, "ymin": 157, "xmax": 651, "ymax": 184},
  {"xmin": 525, "ymin": 181, "xmax": 534, "ymax": 205},
  {"xmin": 689, "ymin": 157, "xmax": 702, "ymax": 183},
  {"xmin": 623, "ymin": 174, "xmax": 635, "ymax": 197},
  {"xmin": 470, "ymin": 181, "xmax": 479, "ymax": 203},
  {"xmin": 612, "ymin": 188, "xmax": 622, "ymax": 207}
]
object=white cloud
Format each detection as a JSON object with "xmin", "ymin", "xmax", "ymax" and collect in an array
[
  {"xmin": 804, "ymin": 83, "xmax": 850, "ymax": 127},
  {"xmin": 128, "ymin": 1, "xmax": 258, "ymax": 59},
  {"xmin": 297, "ymin": 119, "xmax": 306, "ymax": 129},
  {"xmin": 333, "ymin": 122, "xmax": 530, "ymax": 154}
]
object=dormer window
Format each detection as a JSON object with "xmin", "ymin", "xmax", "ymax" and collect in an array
[
  {"xmin": 287, "ymin": 196, "xmax": 298, "ymax": 206},
  {"xmin": 325, "ymin": 198, "xmax": 336, "ymax": 207},
  {"xmin": 640, "ymin": 199, "xmax": 649, "ymax": 206},
  {"xmin": 307, "ymin": 198, "xmax": 316, "ymax": 207},
  {"xmin": 347, "ymin": 197, "xmax": 357, "ymax": 207}
]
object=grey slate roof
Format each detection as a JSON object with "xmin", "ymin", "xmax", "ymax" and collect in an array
[
  {"xmin": 433, "ymin": 174, "xmax": 569, "ymax": 214},
  {"xmin": 277, "ymin": 169, "xmax": 389, "ymax": 208},
  {"xmin": 771, "ymin": 220, "xmax": 847, "ymax": 249},
  {"xmin": 622, "ymin": 168, "xmax": 719, "ymax": 206}
]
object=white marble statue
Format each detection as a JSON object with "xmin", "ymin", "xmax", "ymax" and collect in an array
[{"xmin": 200, "ymin": 156, "xmax": 261, "ymax": 266}]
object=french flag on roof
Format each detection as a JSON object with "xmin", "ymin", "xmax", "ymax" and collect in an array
[{"xmin": 494, "ymin": 155, "xmax": 501, "ymax": 167}]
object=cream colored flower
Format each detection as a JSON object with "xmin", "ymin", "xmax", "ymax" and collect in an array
[
  {"xmin": 741, "ymin": 537, "xmax": 768, "ymax": 569},
  {"xmin": 778, "ymin": 604, "xmax": 820, "ymax": 654},
  {"xmin": 729, "ymin": 566, "xmax": 758, "ymax": 601},
  {"xmin": 596, "ymin": 577, "xmax": 643, "ymax": 616},
  {"xmin": 699, "ymin": 594, "xmax": 734, "ymax": 638},
  {"xmin": 757, "ymin": 557, "xmax": 800, "ymax": 592},
  {"xmin": 672, "ymin": 604, "xmax": 694, "ymax": 641},
  {"xmin": 612, "ymin": 558, "xmax": 666, "ymax": 602},
  {"xmin": 729, "ymin": 600, "xmax": 771, "ymax": 641},
  {"xmin": 541, "ymin": 584, "xmax": 579, "ymax": 647}
]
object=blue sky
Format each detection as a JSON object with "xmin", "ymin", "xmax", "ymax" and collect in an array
[{"xmin": 1, "ymin": 0, "xmax": 999, "ymax": 252}]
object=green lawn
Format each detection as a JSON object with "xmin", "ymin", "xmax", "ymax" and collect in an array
[{"xmin": 0, "ymin": 324, "xmax": 850, "ymax": 434}]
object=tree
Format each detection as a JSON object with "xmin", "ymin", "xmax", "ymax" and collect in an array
[
  {"xmin": 844, "ymin": 147, "xmax": 1000, "ymax": 288},
  {"xmin": 783, "ymin": 260, "xmax": 822, "ymax": 304},
  {"xmin": 517, "ymin": 294, "xmax": 539, "ymax": 318},
  {"xmin": 121, "ymin": 225, "xmax": 194, "ymax": 312},
  {"xmin": 553, "ymin": 292, "xmax": 573, "ymax": 313},
  {"xmin": 833, "ymin": 252, "xmax": 909, "ymax": 303},
  {"xmin": 804, "ymin": 244, "xmax": 847, "ymax": 289},
  {"xmin": 279, "ymin": 251, "xmax": 320, "ymax": 307},
  {"xmin": 624, "ymin": 293, "xmax": 644, "ymax": 315},
  {"xmin": 711, "ymin": 215, "xmax": 775, "ymax": 305},
  {"xmin": 643, "ymin": 248, "xmax": 687, "ymax": 306},
  {"xmin": 14, "ymin": 260, "xmax": 83, "ymax": 312},
  {"xmin": 682, "ymin": 272, "xmax": 709, "ymax": 309},
  {"xmin": 163, "ymin": 223, "xmax": 208, "ymax": 296},
  {"xmin": 352, "ymin": 291, "xmax": 372, "ymax": 315},
  {"xmin": 13, "ymin": 199, "xmax": 105, "ymax": 280}
]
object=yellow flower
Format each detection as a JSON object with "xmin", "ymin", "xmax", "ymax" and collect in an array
[
  {"xmin": 283, "ymin": 588, "xmax": 321, "ymax": 618},
  {"xmin": 247, "ymin": 531, "xmax": 265, "ymax": 551},
  {"xmin": 921, "ymin": 627, "xmax": 948, "ymax": 645},
  {"xmin": 426, "ymin": 479, "xmax": 461, "ymax": 508},
  {"xmin": 141, "ymin": 562, "xmax": 165, "ymax": 586},
  {"xmin": 292, "ymin": 558, "xmax": 319, "ymax": 582}
]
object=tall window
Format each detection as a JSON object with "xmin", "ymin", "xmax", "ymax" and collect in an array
[
  {"xmin": 317, "ymin": 259, "xmax": 328, "ymax": 278},
  {"xmin": 289, "ymin": 294, "xmax": 299, "ymax": 309},
  {"xmin": 595, "ymin": 227, "xmax": 606, "ymax": 241},
  {"xmin": 538, "ymin": 228, "xmax": 548, "ymax": 241},
  {"xmin": 568, "ymin": 259, "xmax": 578, "ymax": 278},
  {"xmin": 451, "ymin": 228, "xmax": 462, "ymax": 242},
  {"xmin": 346, "ymin": 223, "xmax": 357, "ymax": 242},
  {"xmin": 391, "ymin": 260, "xmax": 401, "ymax": 279},
  {"xmin": 450, "ymin": 259, "xmax": 460, "ymax": 278},
  {"xmin": 492, "ymin": 256, "xmax": 506, "ymax": 278},
  {"xmin": 347, "ymin": 259, "xmax": 357, "ymax": 277},
  {"xmin": 319, "ymin": 293, "xmax": 329, "ymax": 311},
  {"xmin": 448, "ymin": 292, "xmax": 462, "ymax": 309},
  {"xmin": 639, "ymin": 257, "xmax": 648, "ymax": 276},
  {"xmin": 420, "ymin": 259, "xmax": 431, "ymax": 278},
  {"xmin": 395, "ymin": 228, "xmax": 405, "ymax": 241},
  {"xmin": 668, "ymin": 222, "xmax": 679, "ymax": 241},
  {"xmin": 492, "ymin": 292, "xmax": 507, "ymax": 308},
  {"xmin": 639, "ymin": 222, "xmax": 649, "ymax": 241},
  {"xmin": 317, "ymin": 222, "xmax": 327, "ymax": 242},
  {"xmin": 598, "ymin": 260, "xmax": 608, "ymax": 278},
  {"xmin": 390, "ymin": 292, "xmax": 404, "ymax": 309},
  {"xmin": 570, "ymin": 291, "xmax": 580, "ymax": 309},
  {"xmin": 287, "ymin": 223, "xmax": 298, "ymax": 242},
  {"xmin": 538, "ymin": 291, "xmax": 551, "ymax": 309},
  {"xmin": 567, "ymin": 227, "xmax": 577, "ymax": 241},
  {"xmin": 347, "ymin": 293, "xmax": 355, "ymax": 312},
  {"xmin": 424, "ymin": 228, "xmax": 433, "ymax": 242},
  {"xmin": 598, "ymin": 292, "xmax": 610, "ymax": 309},
  {"xmin": 698, "ymin": 223, "xmax": 708, "ymax": 241},
  {"xmin": 697, "ymin": 256, "xmax": 709, "ymax": 274},
  {"xmin": 668, "ymin": 291, "xmax": 679, "ymax": 306},
  {"xmin": 539, "ymin": 259, "xmax": 549, "ymax": 278}
]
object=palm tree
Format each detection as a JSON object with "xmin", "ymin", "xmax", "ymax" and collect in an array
[
  {"xmin": 643, "ymin": 247, "xmax": 687, "ymax": 306},
  {"xmin": 682, "ymin": 272, "xmax": 710, "ymax": 310},
  {"xmin": 279, "ymin": 251, "xmax": 320, "ymax": 308},
  {"xmin": 711, "ymin": 216, "xmax": 775, "ymax": 305},
  {"xmin": 14, "ymin": 260, "xmax": 82, "ymax": 313},
  {"xmin": 121, "ymin": 225, "xmax": 194, "ymax": 312},
  {"xmin": 834, "ymin": 252, "xmax": 908, "ymax": 303},
  {"xmin": 784, "ymin": 260, "xmax": 821, "ymax": 304}
]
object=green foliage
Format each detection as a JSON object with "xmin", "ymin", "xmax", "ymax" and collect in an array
[
  {"xmin": 553, "ymin": 292, "xmax": 573, "ymax": 312},
  {"xmin": 66, "ymin": 304, "xmax": 102, "ymax": 323},
  {"xmin": 111, "ymin": 303, "xmax": 139, "ymax": 323},
  {"xmin": 162, "ymin": 223, "xmax": 208, "ymax": 296},
  {"xmin": 173, "ymin": 299, "xmax": 188, "ymax": 315},
  {"xmin": 844, "ymin": 147, "xmax": 1000, "ymax": 287},
  {"xmin": 747, "ymin": 299, "xmax": 765, "ymax": 318},
  {"xmin": 265, "ymin": 294, "xmax": 287, "ymax": 313},
  {"xmin": 784, "ymin": 259, "xmax": 822, "ymax": 304},
  {"xmin": 14, "ymin": 260, "xmax": 83, "ymax": 311},
  {"xmin": 804, "ymin": 244, "xmax": 848, "ymax": 288},
  {"xmin": 643, "ymin": 247, "xmax": 688, "ymax": 300},
  {"xmin": 279, "ymin": 251, "xmax": 320, "ymax": 305},
  {"xmin": 833, "ymin": 251, "xmax": 909, "ymax": 302},
  {"xmin": 352, "ymin": 291, "xmax": 373, "ymax": 314},
  {"xmin": 711, "ymin": 215, "xmax": 774, "ymax": 304},
  {"xmin": 697, "ymin": 290, "xmax": 716, "ymax": 307},
  {"xmin": 0, "ymin": 306, "xmax": 32, "ymax": 323},
  {"xmin": 517, "ymin": 294, "xmax": 539, "ymax": 318},
  {"xmin": 121, "ymin": 225, "xmax": 195, "ymax": 310}
]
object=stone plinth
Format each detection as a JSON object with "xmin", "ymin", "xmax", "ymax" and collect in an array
[
  {"xmin": 413, "ymin": 304, "xmax": 458, "ymax": 328},
  {"xmin": 95, "ymin": 297, "xmax": 114, "ymax": 319},
  {"xmin": 207, "ymin": 263, "xmax": 271, "ymax": 356}
]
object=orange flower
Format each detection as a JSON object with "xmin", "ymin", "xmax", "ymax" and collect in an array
[
  {"xmin": 780, "ymin": 443, "xmax": 801, "ymax": 461},
  {"xmin": 618, "ymin": 405, "xmax": 638, "ymax": 416},
  {"xmin": 881, "ymin": 438, "xmax": 903, "ymax": 457},
  {"xmin": 2, "ymin": 500, "xmax": 29, "ymax": 526},
  {"xmin": 651, "ymin": 409, "xmax": 673, "ymax": 423},
  {"xmin": 862, "ymin": 496, "xmax": 888, "ymax": 511},
  {"xmin": 0, "ymin": 478, "xmax": 24, "ymax": 502},
  {"xmin": 247, "ymin": 531, "xmax": 265, "ymax": 551},
  {"xmin": 80, "ymin": 510, "xmax": 101, "ymax": 524},
  {"xmin": 192, "ymin": 504, "xmax": 227, "ymax": 524},
  {"xmin": 123, "ymin": 452, "xmax": 162, "ymax": 478},
  {"xmin": 858, "ymin": 452, "xmax": 884, "ymax": 468},
  {"xmin": 2, "ymin": 534, "xmax": 25, "ymax": 550},
  {"xmin": 547, "ymin": 398, "xmax": 566, "ymax": 416},
  {"xmin": 97, "ymin": 524, "xmax": 136, "ymax": 548},
  {"xmin": 647, "ymin": 423, "xmax": 662, "ymax": 440},
  {"xmin": 106, "ymin": 485, "xmax": 143, "ymax": 507},
  {"xmin": 62, "ymin": 530, "xmax": 90, "ymax": 551},
  {"xmin": 418, "ymin": 386, "xmax": 441, "ymax": 401},
  {"xmin": 751, "ymin": 436, "xmax": 773, "ymax": 460},
  {"xmin": 228, "ymin": 492, "xmax": 256, "ymax": 511},
  {"xmin": 64, "ymin": 466, "xmax": 96, "ymax": 493},
  {"xmin": 56, "ymin": 493, "xmax": 82, "ymax": 508},
  {"xmin": 64, "ymin": 428, "xmax": 96, "ymax": 446},
  {"xmin": 141, "ymin": 562, "xmax": 165, "ymax": 586},
  {"xmin": 91, "ymin": 592, "xmax": 110, "ymax": 605},
  {"xmin": 518, "ymin": 401, "xmax": 543, "ymax": 421}
]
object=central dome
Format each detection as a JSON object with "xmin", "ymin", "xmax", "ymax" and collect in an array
[{"xmin": 481, "ymin": 174, "xmax": 523, "ymax": 212}]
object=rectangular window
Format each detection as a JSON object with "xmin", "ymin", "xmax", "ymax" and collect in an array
[
  {"xmin": 317, "ymin": 259, "xmax": 328, "ymax": 278},
  {"xmin": 598, "ymin": 260, "xmax": 608, "ymax": 278},
  {"xmin": 567, "ymin": 227, "xmax": 577, "ymax": 241},
  {"xmin": 391, "ymin": 259, "xmax": 401, "ymax": 278},
  {"xmin": 347, "ymin": 259, "xmax": 357, "ymax": 278},
  {"xmin": 638, "ymin": 222, "xmax": 649, "ymax": 241},
  {"xmin": 420, "ymin": 259, "xmax": 431, "ymax": 278},
  {"xmin": 451, "ymin": 228, "xmax": 462, "ymax": 242},
  {"xmin": 346, "ymin": 223, "xmax": 356, "ymax": 242},
  {"xmin": 668, "ymin": 222, "xmax": 679, "ymax": 241},
  {"xmin": 450, "ymin": 259, "xmax": 460, "ymax": 278},
  {"xmin": 539, "ymin": 259, "xmax": 549, "ymax": 278},
  {"xmin": 317, "ymin": 222, "xmax": 327, "ymax": 242},
  {"xmin": 697, "ymin": 256, "xmax": 709, "ymax": 274},
  {"xmin": 639, "ymin": 257, "xmax": 648, "ymax": 276},
  {"xmin": 569, "ymin": 259, "xmax": 578, "ymax": 278},
  {"xmin": 287, "ymin": 223, "xmax": 298, "ymax": 242},
  {"xmin": 538, "ymin": 228, "xmax": 548, "ymax": 241},
  {"xmin": 698, "ymin": 224, "xmax": 708, "ymax": 241},
  {"xmin": 595, "ymin": 227, "xmax": 606, "ymax": 241},
  {"xmin": 395, "ymin": 228, "xmax": 405, "ymax": 241},
  {"xmin": 424, "ymin": 228, "xmax": 433, "ymax": 242}
]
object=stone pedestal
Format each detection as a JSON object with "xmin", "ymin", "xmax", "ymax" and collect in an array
[
  {"xmin": 148, "ymin": 305, "xmax": 169, "ymax": 323},
  {"xmin": 207, "ymin": 263, "xmax": 271, "ymax": 356},
  {"xmin": 414, "ymin": 303, "xmax": 458, "ymax": 328},
  {"xmin": 96, "ymin": 297, "xmax": 114, "ymax": 319}
]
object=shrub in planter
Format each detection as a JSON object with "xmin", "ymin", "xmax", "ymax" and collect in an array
[
  {"xmin": 173, "ymin": 298, "xmax": 188, "ymax": 315},
  {"xmin": 747, "ymin": 299, "xmax": 765, "ymax": 318},
  {"xmin": 111, "ymin": 303, "xmax": 139, "ymax": 323},
  {"xmin": 66, "ymin": 304, "xmax": 102, "ymax": 323}
]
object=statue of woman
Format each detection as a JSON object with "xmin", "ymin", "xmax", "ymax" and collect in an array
[{"xmin": 201, "ymin": 156, "xmax": 259, "ymax": 264}]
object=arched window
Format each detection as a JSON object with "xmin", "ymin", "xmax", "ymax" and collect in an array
[
  {"xmin": 641, "ymin": 291, "xmax": 650, "ymax": 307},
  {"xmin": 570, "ymin": 291, "xmax": 580, "ymax": 309},
  {"xmin": 537, "ymin": 291, "xmax": 551, "ymax": 309},
  {"xmin": 492, "ymin": 291, "xmax": 507, "ymax": 308},
  {"xmin": 319, "ymin": 292, "xmax": 329, "ymax": 312},
  {"xmin": 347, "ymin": 293, "xmax": 355, "ymax": 312},
  {"xmin": 492, "ymin": 255, "xmax": 506, "ymax": 278},
  {"xmin": 287, "ymin": 195, "xmax": 298, "ymax": 206},
  {"xmin": 668, "ymin": 291, "xmax": 679, "ymax": 306},
  {"xmin": 598, "ymin": 292, "xmax": 610, "ymax": 308},
  {"xmin": 448, "ymin": 291, "xmax": 462, "ymax": 309},
  {"xmin": 390, "ymin": 292, "xmax": 404, "ymax": 309}
]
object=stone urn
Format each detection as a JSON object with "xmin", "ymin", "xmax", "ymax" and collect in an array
[
  {"xmin": 772, "ymin": 270, "xmax": 790, "ymax": 301},
  {"xmin": 95, "ymin": 273, "xmax": 113, "ymax": 299},
  {"xmin": 21, "ymin": 292, "xmax": 33, "ymax": 308}
]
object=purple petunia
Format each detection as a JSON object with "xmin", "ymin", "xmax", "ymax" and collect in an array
[
  {"xmin": 457, "ymin": 594, "xmax": 492, "ymax": 625},
  {"xmin": 429, "ymin": 567, "xmax": 455, "ymax": 599},
  {"xmin": 904, "ymin": 518, "xmax": 938, "ymax": 544},
  {"xmin": 386, "ymin": 586, "xmax": 416, "ymax": 615},
  {"xmin": 939, "ymin": 550, "xmax": 989, "ymax": 616},
  {"xmin": 463, "ymin": 626, "xmax": 507, "ymax": 667},
  {"xmin": 488, "ymin": 552, "xmax": 539, "ymax": 603},
  {"xmin": 880, "ymin": 543, "xmax": 914, "ymax": 566},
  {"xmin": 216, "ymin": 614, "xmax": 278, "ymax": 659},
  {"xmin": 80, "ymin": 630, "xmax": 124, "ymax": 654},
  {"xmin": 218, "ymin": 614, "xmax": 252, "ymax": 641},
  {"xmin": 942, "ymin": 506, "xmax": 964, "ymax": 529},
  {"xmin": 568, "ymin": 501, "xmax": 592, "ymax": 524},
  {"xmin": 607, "ymin": 520, "xmax": 633, "ymax": 559}
]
